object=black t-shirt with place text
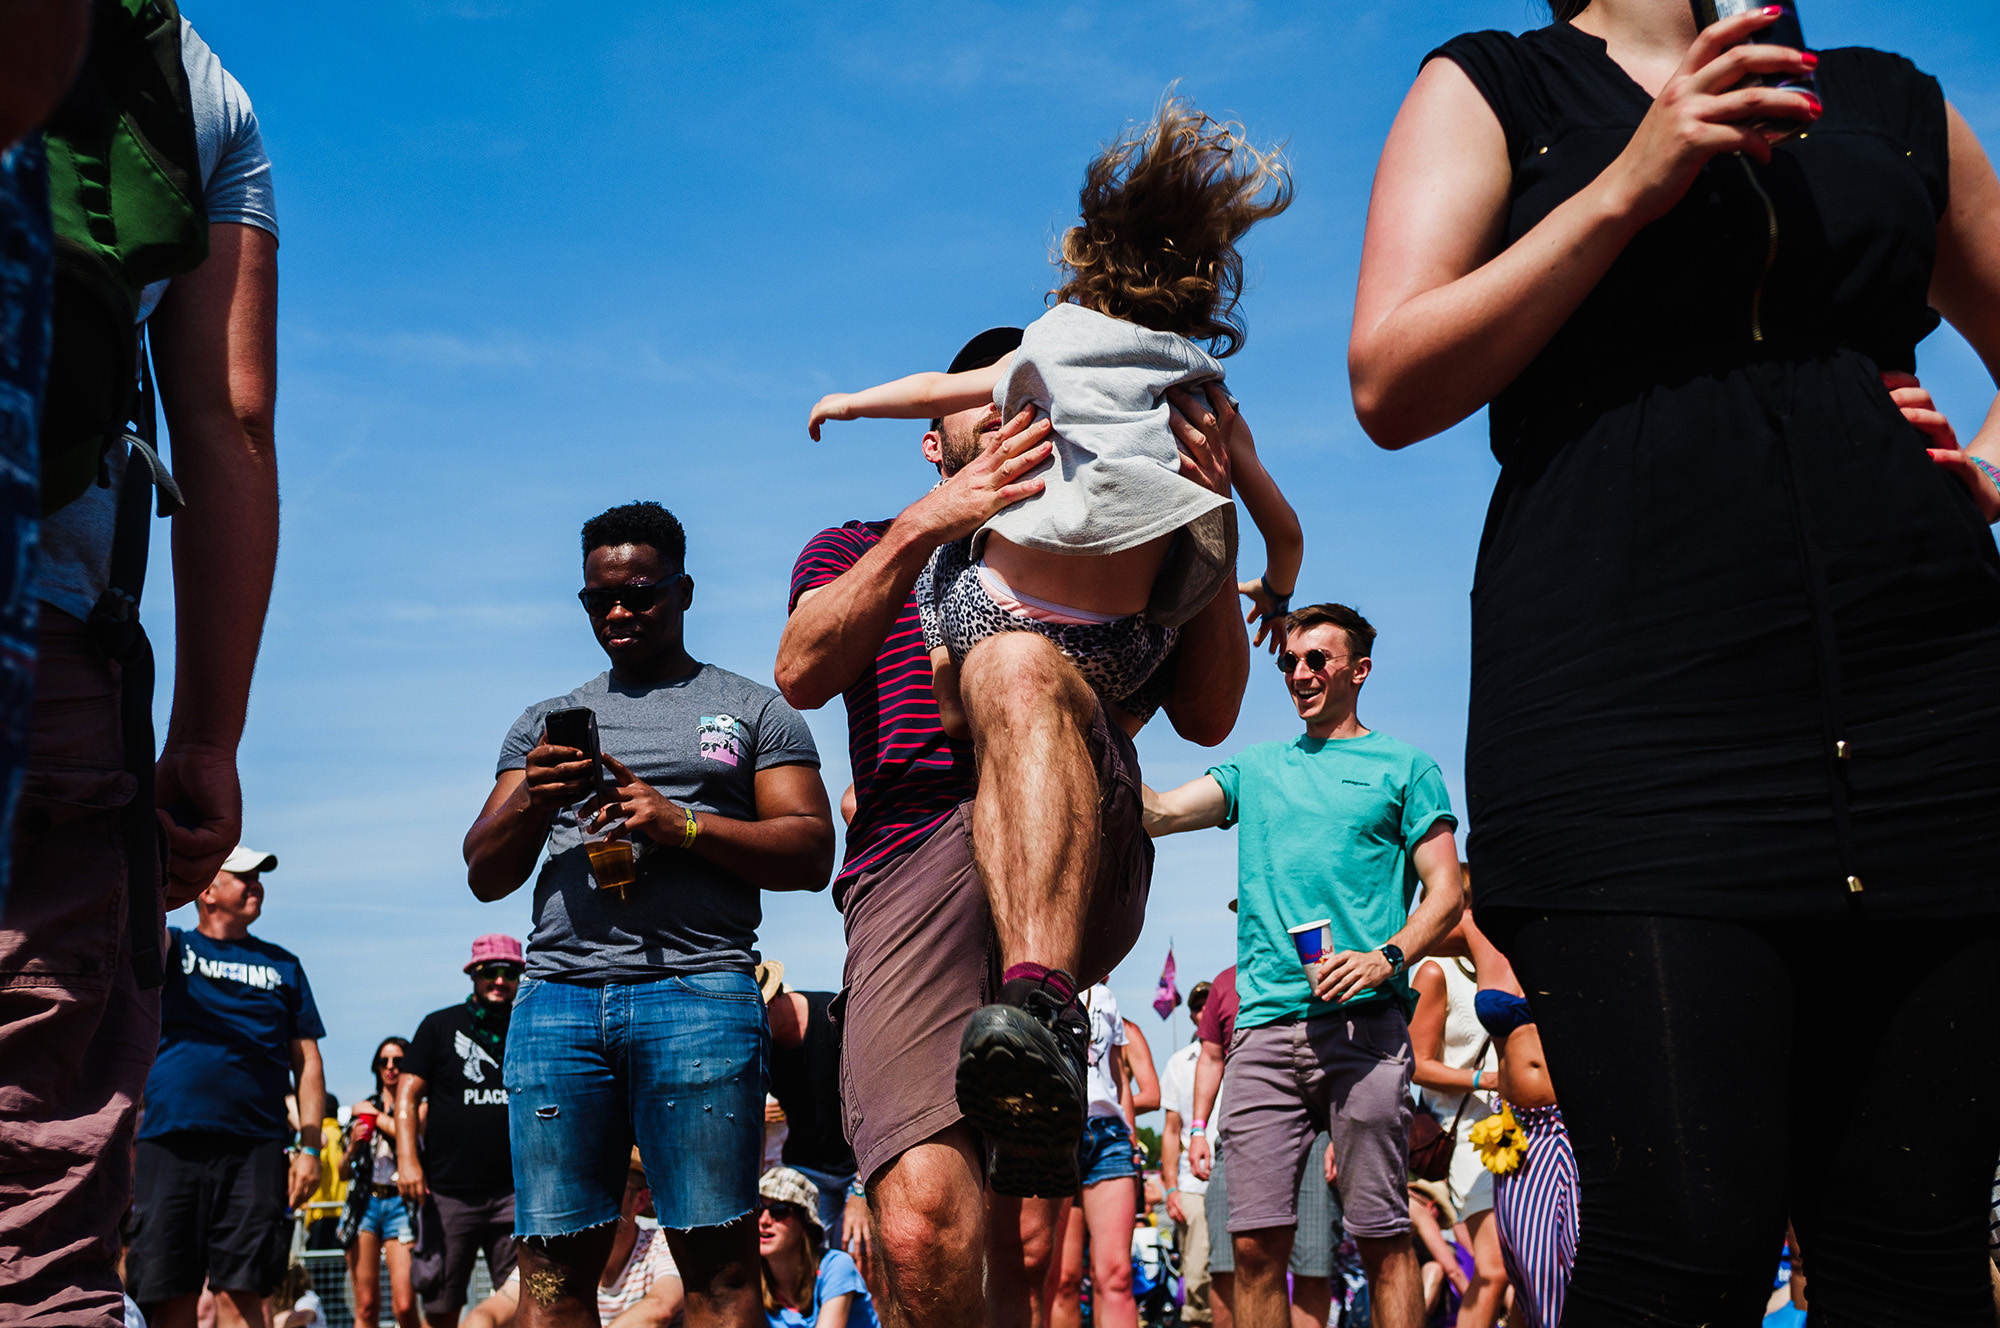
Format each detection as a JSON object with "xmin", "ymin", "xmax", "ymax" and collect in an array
[
  {"xmin": 770, "ymin": 990, "xmax": 856, "ymax": 1176},
  {"xmin": 405, "ymin": 1002, "xmax": 513, "ymax": 1199}
]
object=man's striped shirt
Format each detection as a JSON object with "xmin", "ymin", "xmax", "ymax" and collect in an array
[{"xmin": 790, "ymin": 521, "xmax": 976, "ymax": 905}]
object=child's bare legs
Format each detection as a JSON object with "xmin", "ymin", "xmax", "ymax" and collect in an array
[{"xmin": 952, "ymin": 631, "xmax": 1106, "ymax": 1196}]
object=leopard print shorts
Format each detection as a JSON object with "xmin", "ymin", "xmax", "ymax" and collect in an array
[{"xmin": 916, "ymin": 538, "xmax": 1177, "ymax": 720}]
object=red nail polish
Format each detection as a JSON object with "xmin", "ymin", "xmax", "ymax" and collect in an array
[
  {"xmin": 1801, "ymin": 94, "xmax": 1822, "ymax": 116},
  {"xmin": 1762, "ymin": 4, "xmax": 1783, "ymax": 14},
  {"xmin": 1800, "ymin": 51, "xmax": 1818, "ymax": 69}
]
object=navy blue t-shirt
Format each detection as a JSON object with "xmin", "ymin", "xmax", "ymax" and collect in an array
[{"xmin": 140, "ymin": 928, "xmax": 326, "ymax": 1142}]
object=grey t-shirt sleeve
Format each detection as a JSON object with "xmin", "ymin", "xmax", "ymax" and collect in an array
[
  {"xmin": 183, "ymin": 19, "xmax": 278, "ymax": 238},
  {"xmin": 752, "ymin": 693, "xmax": 820, "ymax": 771}
]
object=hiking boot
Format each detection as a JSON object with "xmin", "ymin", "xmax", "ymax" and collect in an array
[{"xmin": 955, "ymin": 980, "xmax": 1088, "ymax": 1197}]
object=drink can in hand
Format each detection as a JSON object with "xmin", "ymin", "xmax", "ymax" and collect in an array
[{"xmin": 1289, "ymin": 919, "xmax": 1334, "ymax": 967}]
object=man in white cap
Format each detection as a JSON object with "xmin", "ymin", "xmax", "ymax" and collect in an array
[
  {"xmin": 399, "ymin": 934, "xmax": 525, "ymax": 1327},
  {"xmin": 128, "ymin": 846, "xmax": 328, "ymax": 1328}
]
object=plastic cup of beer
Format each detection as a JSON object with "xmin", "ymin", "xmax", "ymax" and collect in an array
[
  {"xmin": 1289, "ymin": 919, "xmax": 1334, "ymax": 968},
  {"xmin": 586, "ymin": 835, "xmax": 637, "ymax": 895},
  {"xmin": 350, "ymin": 1103, "xmax": 376, "ymax": 1144}
]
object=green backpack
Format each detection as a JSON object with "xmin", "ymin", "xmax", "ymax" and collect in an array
[{"xmin": 40, "ymin": 0, "xmax": 208, "ymax": 516}]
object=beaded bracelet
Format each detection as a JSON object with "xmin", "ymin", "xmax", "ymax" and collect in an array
[{"xmin": 1969, "ymin": 454, "xmax": 2000, "ymax": 495}]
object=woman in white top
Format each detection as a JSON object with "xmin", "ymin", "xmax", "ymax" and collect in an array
[{"xmin": 1410, "ymin": 910, "xmax": 1508, "ymax": 1328}]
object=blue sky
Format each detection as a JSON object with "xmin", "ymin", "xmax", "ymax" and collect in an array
[{"xmin": 144, "ymin": 1, "xmax": 2000, "ymax": 1105}]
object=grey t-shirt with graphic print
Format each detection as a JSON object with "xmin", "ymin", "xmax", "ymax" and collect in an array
[{"xmin": 497, "ymin": 663, "xmax": 821, "ymax": 984}]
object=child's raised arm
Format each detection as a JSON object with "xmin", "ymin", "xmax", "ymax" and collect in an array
[
  {"xmin": 1229, "ymin": 412, "xmax": 1304, "ymax": 652},
  {"xmin": 808, "ymin": 356, "xmax": 1012, "ymax": 440},
  {"xmin": 1168, "ymin": 383, "xmax": 1304, "ymax": 652}
]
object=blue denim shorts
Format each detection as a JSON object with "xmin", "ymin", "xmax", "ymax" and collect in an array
[
  {"xmin": 506, "ymin": 971, "xmax": 767, "ymax": 1237},
  {"xmin": 1078, "ymin": 1114, "xmax": 1138, "ymax": 1190},
  {"xmin": 357, "ymin": 1192, "xmax": 413, "ymax": 1242}
]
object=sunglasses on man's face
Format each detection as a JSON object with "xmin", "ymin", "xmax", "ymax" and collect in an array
[
  {"xmin": 473, "ymin": 964, "xmax": 522, "ymax": 983},
  {"xmin": 577, "ymin": 577, "xmax": 683, "ymax": 618},
  {"xmin": 1277, "ymin": 649, "xmax": 1348, "ymax": 674},
  {"xmin": 759, "ymin": 1200, "xmax": 805, "ymax": 1224}
]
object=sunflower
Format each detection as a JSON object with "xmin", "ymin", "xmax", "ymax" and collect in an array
[{"xmin": 1469, "ymin": 1103, "xmax": 1527, "ymax": 1175}]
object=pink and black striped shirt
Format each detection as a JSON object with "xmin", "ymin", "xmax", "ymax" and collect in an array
[{"xmin": 790, "ymin": 521, "xmax": 976, "ymax": 906}]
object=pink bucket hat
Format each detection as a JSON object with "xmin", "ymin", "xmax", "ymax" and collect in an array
[{"xmin": 464, "ymin": 934, "xmax": 524, "ymax": 973}]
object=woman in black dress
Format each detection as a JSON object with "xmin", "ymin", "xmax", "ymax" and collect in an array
[{"xmin": 1350, "ymin": 1, "xmax": 2000, "ymax": 1323}]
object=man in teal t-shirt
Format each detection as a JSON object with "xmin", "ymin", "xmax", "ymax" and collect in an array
[{"xmin": 1143, "ymin": 603, "xmax": 1463, "ymax": 1328}]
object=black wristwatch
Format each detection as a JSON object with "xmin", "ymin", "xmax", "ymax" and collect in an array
[{"xmin": 1379, "ymin": 943, "xmax": 1407, "ymax": 978}]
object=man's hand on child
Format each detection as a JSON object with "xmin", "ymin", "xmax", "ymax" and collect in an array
[
  {"xmin": 808, "ymin": 393, "xmax": 855, "ymax": 440},
  {"xmin": 1165, "ymin": 382, "xmax": 1235, "ymax": 497},
  {"xmin": 904, "ymin": 407, "xmax": 1054, "ymax": 544}
]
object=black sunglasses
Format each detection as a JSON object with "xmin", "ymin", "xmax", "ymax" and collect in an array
[
  {"xmin": 577, "ymin": 576, "xmax": 683, "ymax": 618},
  {"xmin": 759, "ymin": 1199, "xmax": 805, "ymax": 1223},
  {"xmin": 374, "ymin": 1054, "xmax": 403, "ymax": 1070},
  {"xmin": 472, "ymin": 963, "xmax": 522, "ymax": 981},
  {"xmin": 1277, "ymin": 649, "xmax": 1347, "ymax": 673}
]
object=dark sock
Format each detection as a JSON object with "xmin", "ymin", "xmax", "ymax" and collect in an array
[{"xmin": 1000, "ymin": 963, "xmax": 1077, "ymax": 1006}]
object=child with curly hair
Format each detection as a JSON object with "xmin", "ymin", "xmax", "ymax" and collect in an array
[{"xmin": 810, "ymin": 94, "xmax": 1303, "ymax": 730}]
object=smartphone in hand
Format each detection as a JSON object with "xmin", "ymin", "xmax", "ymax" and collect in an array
[
  {"xmin": 1691, "ymin": 0, "xmax": 1816, "ymax": 110},
  {"xmin": 543, "ymin": 706, "xmax": 599, "ymax": 765}
]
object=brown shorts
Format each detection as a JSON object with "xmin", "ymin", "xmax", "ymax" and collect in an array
[
  {"xmin": 0, "ymin": 611, "xmax": 162, "ymax": 1327},
  {"xmin": 1219, "ymin": 1005, "xmax": 1415, "ymax": 1240},
  {"xmin": 836, "ymin": 701, "xmax": 1152, "ymax": 1187}
]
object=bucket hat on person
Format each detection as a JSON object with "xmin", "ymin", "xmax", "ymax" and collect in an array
[
  {"xmin": 759, "ymin": 1167, "xmax": 824, "ymax": 1240},
  {"xmin": 463, "ymin": 934, "xmax": 524, "ymax": 974},
  {"xmin": 754, "ymin": 959, "xmax": 789, "ymax": 1003},
  {"xmin": 220, "ymin": 845, "xmax": 277, "ymax": 875}
]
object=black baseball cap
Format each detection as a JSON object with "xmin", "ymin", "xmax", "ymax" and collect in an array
[{"xmin": 948, "ymin": 326, "xmax": 1024, "ymax": 375}]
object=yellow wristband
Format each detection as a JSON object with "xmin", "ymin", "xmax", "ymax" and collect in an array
[{"xmin": 680, "ymin": 805, "xmax": 698, "ymax": 849}]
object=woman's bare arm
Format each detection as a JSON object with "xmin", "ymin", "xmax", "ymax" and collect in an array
[
  {"xmin": 1410, "ymin": 960, "xmax": 1478, "ymax": 1096},
  {"xmin": 1924, "ymin": 103, "xmax": 2000, "ymax": 519},
  {"xmin": 1350, "ymin": 12, "xmax": 1819, "ymax": 448}
]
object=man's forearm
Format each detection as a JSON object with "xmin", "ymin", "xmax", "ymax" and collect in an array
[
  {"xmin": 395, "ymin": 1075, "xmax": 426, "ymax": 1173},
  {"xmin": 465, "ymin": 786, "xmax": 556, "ymax": 902},
  {"xmin": 294, "ymin": 1053, "xmax": 325, "ymax": 1146},
  {"xmin": 1164, "ymin": 578, "xmax": 1249, "ymax": 748},
  {"xmin": 1394, "ymin": 878, "xmax": 1464, "ymax": 963},
  {"xmin": 677, "ymin": 809, "xmax": 835, "ymax": 893},
  {"xmin": 1191, "ymin": 1043, "xmax": 1225, "ymax": 1124},
  {"xmin": 1161, "ymin": 1110, "xmax": 1183, "ymax": 1182},
  {"xmin": 776, "ymin": 518, "xmax": 944, "ymax": 710}
]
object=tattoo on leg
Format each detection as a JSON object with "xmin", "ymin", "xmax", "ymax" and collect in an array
[{"xmin": 525, "ymin": 1268, "xmax": 567, "ymax": 1307}]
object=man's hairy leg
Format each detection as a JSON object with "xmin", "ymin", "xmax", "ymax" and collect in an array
[
  {"xmin": 515, "ymin": 1227, "xmax": 616, "ymax": 1328},
  {"xmin": 1232, "ymin": 1228, "xmax": 1297, "ymax": 1328},
  {"xmin": 959, "ymin": 632, "xmax": 1101, "ymax": 976},
  {"xmin": 868, "ymin": 1130, "xmax": 989, "ymax": 1328},
  {"xmin": 1357, "ymin": 1233, "xmax": 1425, "ymax": 1328},
  {"xmin": 660, "ymin": 1216, "xmax": 761, "ymax": 1328}
]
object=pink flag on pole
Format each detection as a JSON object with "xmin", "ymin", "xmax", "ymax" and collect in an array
[{"xmin": 1152, "ymin": 945, "xmax": 1180, "ymax": 1019}]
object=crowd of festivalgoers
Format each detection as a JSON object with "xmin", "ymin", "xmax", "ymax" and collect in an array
[{"xmin": 8, "ymin": 2, "xmax": 2000, "ymax": 1328}]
